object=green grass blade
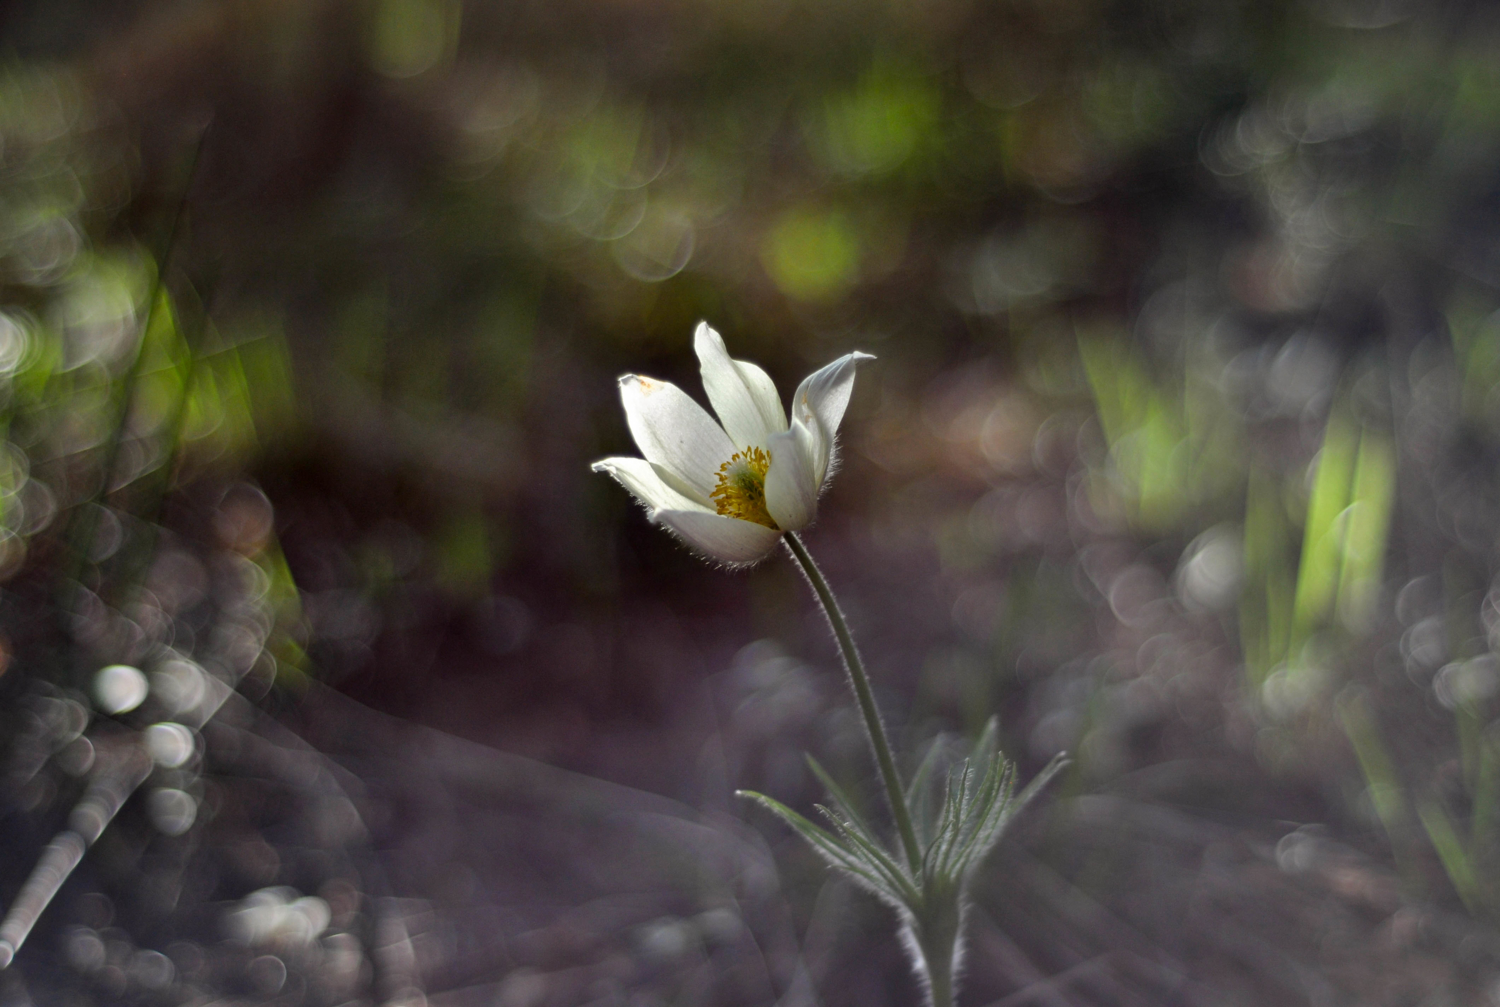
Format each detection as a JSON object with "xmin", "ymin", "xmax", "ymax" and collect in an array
[
  {"xmin": 1418, "ymin": 799, "xmax": 1479, "ymax": 914},
  {"xmin": 1336, "ymin": 693, "xmax": 1406, "ymax": 841},
  {"xmin": 1293, "ymin": 404, "xmax": 1357, "ymax": 638},
  {"xmin": 1473, "ymin": 730, "xmax": 1499, "ymax": 854},
  {"xmin": 1335, "ymin": 428, "xmax": 1395, "ymax": 633}
]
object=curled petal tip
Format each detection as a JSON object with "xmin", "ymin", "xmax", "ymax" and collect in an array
[{"xmin": 619, "ymin": 373, "xmax": 672, "ymax": 397}]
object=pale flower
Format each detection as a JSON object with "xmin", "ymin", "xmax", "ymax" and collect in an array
[{"xmin": 592, "ymin": 322, "xmax": 874, "ymax": 564}]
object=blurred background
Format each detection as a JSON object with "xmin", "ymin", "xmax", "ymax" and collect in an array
[{"xmin": 2, "ymin": 0, "xmax": 1500, "ymax": 1003}]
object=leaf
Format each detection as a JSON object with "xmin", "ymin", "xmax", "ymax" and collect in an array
[
  {"xmin": 737, "ymin": 790, "xmax": 904, "ymax": 905},
  {"xmin": 924, "ymin": 763, "xmax": 973, "ymax": 879},
  {"xmin": 815, "ymin": 805, "xmax": 920, "ymax": 905},
  {"xmin": 805, "ymin": 754, "xmax": 877, "ymax": 840},
  {"xmin": 800, "ymin": 757, "xmax": 921, "ymax": 902},
  {"xmin": 943, "ymin": 759, "xmax": 1000, "ymax": 878},
  {"xmin": 905, "ymin": 735, "xmax": 949, "ymax": 847},
  {"xmin": 1011, "ymin": 751, "xmax": 1069, "ymax": 819},
  {"xmin": 1419, "ymin": 799, "xmax": 1479, "ymax": 914},
  {"xmin": 972, "ymin": 717, "xmax": 1000, "ymax": 766},
  {"xmin": 949, "ymin": 760, "xmax": 1016, "ymax": 875},
  {"xmin": 905, "ymin": 735, "xmax": 947, "ymax": 806},
  {"xmin": 922, "ymin": 749, "xmax": 1067, "ymax": 886}
]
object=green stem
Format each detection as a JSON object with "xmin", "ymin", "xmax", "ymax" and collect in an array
[
  {"xmin": 909, "ymin": 897, "xmax": 962, "ymax": 1007},
  {"xmin": 785, "ymin": 531, "xmax": 922, "ymax": 876},
  {"xmin": 924, "ymin": 947, "xmax": 954, "ymax": 1007}
]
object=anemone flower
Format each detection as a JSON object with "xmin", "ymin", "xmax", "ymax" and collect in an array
[
  {"xmin": 592, "ymin": 322, "xmax": 874, "ymax": 564},
  {"xmin": 594, "ymin": 324, "xmax": 1063, "ymax": 1007}
]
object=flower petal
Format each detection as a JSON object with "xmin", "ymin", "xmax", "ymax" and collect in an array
[
  {"xmin": 619, "ymin": 374, "xmax": 736, "ymax": 500},
  {"xmin": 591, "ymin": 457, "xmax": 710, "ymax": 515},
  {"xmin": 694, "ymin": 322, "xmax": 787, "ymax": 450},
  {"xmin": 648, "ymin": 461, "xmax": 714, "ymax": 509},
  {"xmin": 764, "ymin": 421, "xmax": 819, "ymax": 531},
  {"xmin": 789, "ymin": 351, "xmax": 875, "ymax": 487},
  {"xmin": 654, "ymin": 509, "xmax": 783, "ymax": 565}
]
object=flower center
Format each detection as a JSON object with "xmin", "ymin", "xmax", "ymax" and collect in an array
[{"xmin": 711, "ymin": 448, "xmax": 778, "ymax": 529}]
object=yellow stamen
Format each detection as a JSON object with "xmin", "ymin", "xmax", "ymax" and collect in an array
[{"xmin": 711, "ymin": 448, "xmax": 778, "ymax": 529}]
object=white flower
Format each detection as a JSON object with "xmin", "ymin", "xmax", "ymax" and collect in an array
[{"xmin": 593, "ymin": 322, "xmax": 875, "ymax": 564}]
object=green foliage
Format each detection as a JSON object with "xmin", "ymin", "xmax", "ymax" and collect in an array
[
  {"xmin": 434, "ymin": 504, "xmax": 494, "ymax": 596},
  {"xmin": 1078, "ymin": 330, "xmax": 1244, "ymax": 532},
  {"xmin": 761, "ymin": 206, "xmax": 862, "ymax": 304},
  {"xmin": 740, "ymin": 723, "xmax": 1067, "ymax": 1006},
  {"xmin": 804, "ymin": 59, "xmax": 941, "ymax": 178},
  {"xmin": 369, "ymin": 0, "xmax": 460, "ymax": 79}
]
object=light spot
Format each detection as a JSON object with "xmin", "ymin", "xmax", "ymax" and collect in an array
[
  {"xmin": 56, "ymin": 736, "xmax": 94, "ymax": 776},
  {"xmin": 94, "ymin": 664, "xmax": 148, "ymax": 715},
  {"xmin": 0, "ymin": 313, "xmax": 31, "ymax": 374},
  {"xmin": 129, "ymin": 949, "xmax": 174, "ymax": 990},
  {"xmin": 1176, "ymin": 525, "xmax": 1244, "ymax": 612},
  {"xmin": 636, "ymin": 916, "xmax": 696, "ymax": 961},
  {"xmin": 64, "ymin": 927, "xmax": 105, "ymax": 972},
  {"xmin": 151, "ymin": 659, "xmax": 206, "ymax": 715},
  {"xmin": 1434, "ymin": 656, "xmax": 1500, "ymax": 710},
  {"xmin": 145, "ymin": 723, "xmax": 195, "ymax": 768},
  {"xmin": 248, "ymin": 954, "xmax": 287, "ymax": 994},
  {"xmin": 226, "ymin": 888, "xmax": 332, "ymax": 948},
  {"xmin": 613, "ymin": 209, "xmax": 695, "ymax": 282},
  {"xmin": 147, "ymin": 788, "xmax": 197, "ymax": 836}
]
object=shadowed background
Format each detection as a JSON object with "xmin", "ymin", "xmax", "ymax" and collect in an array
[{"xmin": 2, "ymin": 0, "xmax": 1500, "ymax": 1003}]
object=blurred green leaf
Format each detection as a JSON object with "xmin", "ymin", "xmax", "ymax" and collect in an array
[
  {"xmin": 434, "ymin": 505, "xmax": 493, "ymax": 595},
  {"xmin": 806, "ymin": 60, "xmax": 940, "ymax": 177},
  {"xmin": 1293, "ymin": 406, "xmax": 1357, "ymax": 638},
  {"xmin": 1334, "ymin": 429, "xmax": 1395, "ymax": 632},
  {"xmin": 1338, "ymin": 691, "xmax": 1407, "ymax": 843},
  {"xmin": 1419, "ymin": 799, "xmax": 1480, "ymax": 914},
  {"xmin": 370, "ymin": 0, "xmax": 460, "ymax": 79},
  {"xmin": 761, "ymin": 206, "xmax": 860, "ymax": 303}
]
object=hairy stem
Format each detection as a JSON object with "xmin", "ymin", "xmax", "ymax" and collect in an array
[
  {"xmin": 924, "ymin": 944, "xmax": 955, "ymax": 1007},
  {"xmin": 906, "ymin": 895, "xmax": 963, "ymax": 1007},
  {"xmin": 784, "ymin": 531, "xmax": 923, "ymax": 876}
]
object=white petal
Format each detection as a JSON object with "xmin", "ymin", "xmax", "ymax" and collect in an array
[
  {"xmin": 799, "ymin": 408, "xmax": 832, "ymax": 496},
  {"xmin": 654, "ymin": 509, "xmax": 783, "ymax": 564},
  {"xmin": 764, "ymin": 421, "xmax": 819, "ymax": 531},
  {"xmin": 694, "ymin": 322, "xmax": 787, "ymax": 449},
  {"xmin": 790, "ymin": 351, "xmax": 875, "ymax": 486},
  {"xmin": 591, "ymin": 457, "xmax": 710, "ymax": 515},
  {"xmin": 649, "ymin": 461, "xmax": 714, "ymax": 509},
  {"xmin": 619, "ymin": 374, "xmax": 735, "ymax": 500}
]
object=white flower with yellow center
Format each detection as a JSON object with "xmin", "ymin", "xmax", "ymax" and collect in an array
[{"xmin": 592, "ymin": 322, "xmax": 874, "ymax": 564}]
